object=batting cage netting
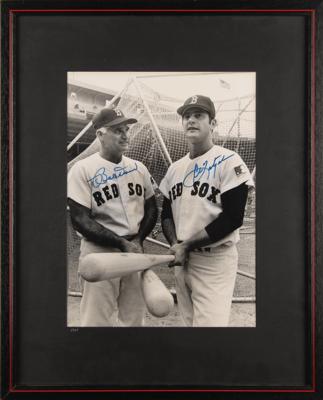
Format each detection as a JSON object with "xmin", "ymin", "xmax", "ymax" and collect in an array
[{"xmin": 67, "ymin": 76, "xmax": 256, "ymax": 300}]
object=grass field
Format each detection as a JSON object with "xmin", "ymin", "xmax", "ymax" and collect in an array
[{"xmin": 67, "ymin": 217, "xmax": 255, "ymax": 327}]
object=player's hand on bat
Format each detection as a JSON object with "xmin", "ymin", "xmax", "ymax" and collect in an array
[{"xmin": 168, "ymin": 243, "xmax": 189, "ymax": 268}]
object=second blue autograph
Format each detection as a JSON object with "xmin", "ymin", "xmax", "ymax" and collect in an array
[{"xmin": 183, "ymin": 154, "xmax": 234, "ymax": 187}]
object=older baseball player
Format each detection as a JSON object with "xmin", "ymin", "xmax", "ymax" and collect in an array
[
  {"xmin": 68, "ymin": 107, "xmax": 158, "ymax": 327},
  {"xmin": 159, "ymin": 95, "xmax": 254, "ymax": 327}
]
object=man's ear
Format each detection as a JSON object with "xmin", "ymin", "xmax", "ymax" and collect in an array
[{"xmin": 210, "ymin": 119, "xmax": 217, "ymax": 131}]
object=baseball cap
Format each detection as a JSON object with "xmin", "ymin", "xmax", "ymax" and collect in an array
[
  {"xmin": 92, "ymin": 108, "xmax": 137, "ymax": 130},
  {"xmin": 177, "ymin": 95, "xmax": 216, "ymax": 119}
]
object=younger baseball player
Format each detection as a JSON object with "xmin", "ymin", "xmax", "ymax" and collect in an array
[
  {"xmin": 160, "ymin": 95, "xmax": 254, "ymax": 327},
  {"xmin": 68, "ymin": 107, "xmax": 158, "ymax": 327}
]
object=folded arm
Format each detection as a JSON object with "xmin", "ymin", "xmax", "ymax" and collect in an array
[
  {"xmin": 131, "ymin": 195, "xmax": 158, "ymax": 249},
  {"xmin": 68, "ymin": 198, "xmax": 142, "ymax": 253}
]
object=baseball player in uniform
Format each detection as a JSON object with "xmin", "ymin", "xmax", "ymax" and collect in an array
[
  {"xmin": 68, "ymin": 107, "xmax": 158, "ymax": 327},
  {"xmin": 159, "ymin": 95, "xmax": 254, "ymax": 327}
]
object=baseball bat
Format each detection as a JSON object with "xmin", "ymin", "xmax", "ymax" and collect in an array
[
  {"xmin": 141, "ymin": 270, "xmax": 174, "ymax": 318},
  {"xmin": 79, "ymin": 252, "xmax": 175, "ymax": 282}
]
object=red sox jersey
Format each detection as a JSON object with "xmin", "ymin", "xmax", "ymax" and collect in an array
[
  {"xmin": 159, "ymin": 145, "xmax": 254, "ymax": 246},
  {"xmin": 68, "ymin": 153, "xmax": 155, "ymax": 237}
]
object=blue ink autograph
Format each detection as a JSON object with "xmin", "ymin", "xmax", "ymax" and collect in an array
[
  {"xmin": 183, "ymin": 155, "xmax": 234, "ymax": 187},
  {"xmin": 88, "ymin": 164, "xmax": 138, "ymax": 188}
]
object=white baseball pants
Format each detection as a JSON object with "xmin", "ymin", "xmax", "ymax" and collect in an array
[
  {"xmin": 78, "ymin": 239, "xmax": 145, "ymax": 327},
  {"xmin": 174, "ymin": 244, "xmax": 238, "ymax": 327}
]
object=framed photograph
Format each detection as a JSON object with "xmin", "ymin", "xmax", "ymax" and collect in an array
[
  {"xmin": 2, "ymin": 1, "xmax": 322, "ymax": 397},
  {"xmin": 67, "ymin": 71, "xmax": 256, "ymax": 328}
]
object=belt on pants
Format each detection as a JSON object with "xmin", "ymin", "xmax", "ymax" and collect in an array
[
  {"xmin": 191, "ymin": 244, "xmax": 233, "ymax": 253},
  {"xmin": 192, "ymin": 247, "xmax": 213, "ymax": 253},
  {"xmin": 177, "ymin": 240, "xmax": 215, "ymax": 254}
]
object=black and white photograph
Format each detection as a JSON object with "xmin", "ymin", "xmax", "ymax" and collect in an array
[{"xmin": 67, "ymin": 72, "xmax": 256, "ymax": 327}]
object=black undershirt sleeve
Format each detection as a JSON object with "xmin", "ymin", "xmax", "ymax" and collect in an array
[
  {"xmin": 161, "ymin": 196, "xmax": 178, "ymax": 246},
  {"xmin": 161, "ymin": 196, "xmax": 173, "ymax": 221},
  {"xmin": 205, "ymin": 183, "xmax": 249, "ymax": 243}
]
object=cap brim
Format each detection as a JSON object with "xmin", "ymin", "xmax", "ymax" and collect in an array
[
  {"xmin": 177, "ymin": 104, "xmax": 213, "ymax": 117},
  {"xmin": 106, "ymin": 116, "xmax": 138, "ymax": 127}
]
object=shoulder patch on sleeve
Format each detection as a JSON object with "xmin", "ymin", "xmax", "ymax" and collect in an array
[{"xmin": 234, "ymin": 164, "xmax": 247, "ymax": 176}]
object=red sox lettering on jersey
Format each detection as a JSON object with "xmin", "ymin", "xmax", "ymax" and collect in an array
[
  {"xmin": 91, "ymin": 180, "xmax": 146, "ymax": 206},
  {"xmin": 68, "ymin": 153, "xmax": 155, "ymax": 237},
  {"xmin": 87, "ymin": 163, "xmax": 146, "ymax": 206},
  {"xmin": 159, "ymin": 145, "xmax": 253, "ymax": 245}
]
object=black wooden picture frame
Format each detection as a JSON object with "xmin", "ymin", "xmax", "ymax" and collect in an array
[{"xmin": 1, "ymin": 1, "xmax": 322, "ymax": 398}]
